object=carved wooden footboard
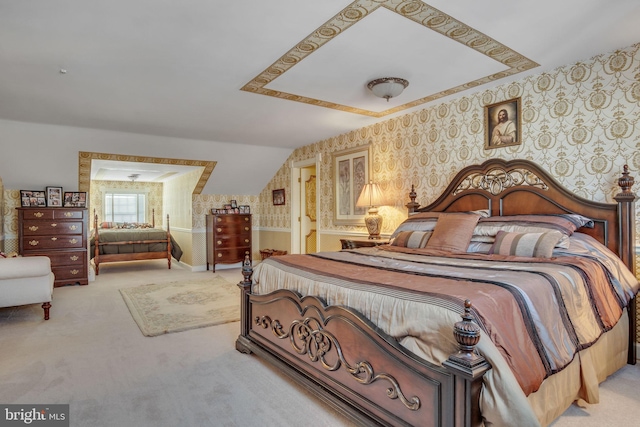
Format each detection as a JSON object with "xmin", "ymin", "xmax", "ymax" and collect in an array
[{"xmin": 236, "ymin": 262, "xmax": 489, "ymax": 427}]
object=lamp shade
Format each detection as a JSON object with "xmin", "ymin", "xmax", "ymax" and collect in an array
[
  {"xmin": 356, "ymin": 182, "xmax": 384, "ymax": 208},
  {"xmin": 367, "ymin": 77, "xmax": 409, "ymax": 101}
]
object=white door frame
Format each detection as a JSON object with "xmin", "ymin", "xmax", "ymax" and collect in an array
[{"xmin": 290, "ymin": 154, "xmax": 321, "ymax": 254}]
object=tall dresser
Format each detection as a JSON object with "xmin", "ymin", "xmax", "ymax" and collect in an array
[
  {"xmin": 18, "ymin": 207, "xmax": 88, "ymax": 287},
  {"xmin": 206, "ymin": 213, "xmax": 251, "ymax": 272}
]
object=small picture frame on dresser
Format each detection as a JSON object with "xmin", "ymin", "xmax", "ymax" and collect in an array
[
  {"xmin": 46, "ymin": 186, "xmax": 63, "ymax": 207},
  {"xmin": 64, "ymin": 192, "xmax": 87, "ymax": 208},
  {"xmin": 20, "ymin": 190, "xmax": 46, "ymax": 207}
]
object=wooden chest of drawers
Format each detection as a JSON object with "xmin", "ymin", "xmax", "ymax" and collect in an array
[
  {"xmin": 18, "ymin": 207, "xmax": 88, "ymax": 287},
  {"xmin": 206, "ymin": 214, "xmax": 251, "ymax": 272}
]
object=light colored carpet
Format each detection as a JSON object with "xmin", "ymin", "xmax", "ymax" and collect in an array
[
  {"xmin": 120, "ymin": 276, "xmax": 239, "ymax": 336},
  {"xmin": 0, "ymin": 260, "xmax": 637, "ymax": 426}
]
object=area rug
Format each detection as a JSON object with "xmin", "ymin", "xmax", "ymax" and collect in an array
[{"xmin": 120, "ymin": 276, "xmax": 240, "ymax": 337}]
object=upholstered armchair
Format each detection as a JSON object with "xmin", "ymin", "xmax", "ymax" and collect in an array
[{"xmin": 0, "ymin": 256, "xmax": 55, "ymax": 319}]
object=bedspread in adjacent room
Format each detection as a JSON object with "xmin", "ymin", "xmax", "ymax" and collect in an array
[
  {"xmin": 251, "ymin": 233, "xmax": 638, "ymax": 426},
  {"xmin": 90, "ymin": 228, "xmax": 183, "ymax": 261}
]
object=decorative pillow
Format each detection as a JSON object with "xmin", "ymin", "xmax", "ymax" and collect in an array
[
  {"xmin": 473, "ymin": 214, "xmax": 588, "ymax": 249},
  {"xmin": 390, "ymin": 212, "xmax": 440, "ymax": 239},
  {"xmin": 390, "ymin": 211, "xmax": 487, "ymax": 240},
  {"xmin": 100, "ymin": 222, "xmax": 119, "ymax": 229},
  {"xmin": 426, "ymin": 213, "xmax": 481, "ymax": 252},
  {"xmin": 390, "ymin": 231, "xmax": 432, "ymax": 248},
  {"xmin": 466, "ymin": 242, "xmax": 493, "ymax": 253},
  {"xmin": 489, "ymin": 230, "xmax": 563, "ymax": 258}
]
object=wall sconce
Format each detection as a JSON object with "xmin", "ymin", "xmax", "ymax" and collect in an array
[
  {"xmin": 367, "ymin": 77, "xmax": 409, "ymax": 102},
  {"xmin": 356, "ymin": 181, "xmax": 384, "ymax": 239}
]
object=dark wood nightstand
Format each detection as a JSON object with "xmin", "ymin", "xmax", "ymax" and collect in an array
[{"xmin": 340, "ymin": 239, "xmax": 388, "ymax": 249}]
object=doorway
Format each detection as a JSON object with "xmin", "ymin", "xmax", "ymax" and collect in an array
[{"xmin": 291, "ymin": 155, "xmax": 321, "ymax": 254}]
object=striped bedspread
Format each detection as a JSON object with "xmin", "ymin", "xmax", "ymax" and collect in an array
[{"xmin": 251, "ymin": 233, "xmax": 638, "ymax": 397}]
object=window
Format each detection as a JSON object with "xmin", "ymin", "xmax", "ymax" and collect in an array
[{"xmin": 104, "ymin": 192, "xmax": 146, "ymax": 223}]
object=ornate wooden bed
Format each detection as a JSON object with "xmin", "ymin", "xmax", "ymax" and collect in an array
[
  {"xmin": 236, "ymin": 159, "xmax": 638, "ymax": 427},
  {"xmin": 91, "ymin": 210, "xmax": 182, "ymax": 274}
]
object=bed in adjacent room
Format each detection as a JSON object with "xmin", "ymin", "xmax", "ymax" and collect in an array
[
  {"xmin": 235, "ymin": 159, "xmax": 638, "ymax": 427},
  {"xmin": 90, "ymin": 210, "xmax": 183, "ymax": 274}
]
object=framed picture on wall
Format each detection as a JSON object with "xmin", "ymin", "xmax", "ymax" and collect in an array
[
  {"xmin": 485, "ymin": 97, "xmax": 521, "ymax": 150},
  {"xmin": 332, "ymin": 144, "xmax": 371, "ymax": 225},
  {"xmin": 46, "ymin": 186, "xmax": 63, "ymax": 207},
  {"xmin": 272, "ymin": 189, "xmax": 285, "ymax": 206}
]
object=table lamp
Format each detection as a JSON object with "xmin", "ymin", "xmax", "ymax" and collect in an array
[{"xmin": 356, "ymin": 182, "xmax": 384, "ymax": 239}]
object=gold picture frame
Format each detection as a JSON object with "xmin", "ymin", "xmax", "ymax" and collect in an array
[
  {"xmin": 332, "ymin": 144, "xmax": 371, "ymax": 225},
  {"xmin": 485, "ymin": 97, "xmax": 521, "ymax": 150}
]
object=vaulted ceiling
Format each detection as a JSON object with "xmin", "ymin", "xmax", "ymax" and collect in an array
[{"xmin": 1, "ymin": 1, "xmax": 640, "ymax": 150}]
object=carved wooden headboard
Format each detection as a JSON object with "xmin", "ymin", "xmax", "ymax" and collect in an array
[{"xmin": 407, "ymin": 159, "xmax": 637, "ymax": 271}]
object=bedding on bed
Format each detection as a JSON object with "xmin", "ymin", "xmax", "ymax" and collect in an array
[
  {"xmin": 90, "ymin": 228, "xmax": 183, "ymax": 261},
  {"xmin": 251, "ymin": 232, "xmax": 638, "ymax": 426}
]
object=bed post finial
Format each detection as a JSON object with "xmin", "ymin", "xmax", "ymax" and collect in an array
[
  {"xmin": 406, "ymin": 184, "xmax": 420, "ymax": 214},
  {"xmin": 442, "ymin": 300, "xmax": 490, "ymax": 425},
  {"xmin": 618, "ymin": 164, "xmax": 635, "ymax": 194},
  {"xmin": 241, "ymin": 252, "xmax": 253, "ymax": 285},
  {"xmin": 443, "ymin": 300, "xmax": 489, "ymax": 376}
]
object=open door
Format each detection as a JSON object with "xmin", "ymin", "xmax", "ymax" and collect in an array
[
  {"xmin": 291, "ymin": 155, "xmax": 320, "ymax": 254},
  {"xmin": 300, "ymin": 166, "xmax": 317, "ymax": 254}
]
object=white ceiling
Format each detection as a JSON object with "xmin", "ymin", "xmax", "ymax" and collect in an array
[
  {"xmin": 90, "ymin": 159, "xmax": 202, "ymax": 182},
  {"xmin": 1, "ymin": 0, "xmax": 640, "ymax": 152}
]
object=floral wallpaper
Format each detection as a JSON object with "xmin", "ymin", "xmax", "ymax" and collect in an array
[{"xmin": 259, "ymin": 43, "xmax": 640, "ymax": 242}]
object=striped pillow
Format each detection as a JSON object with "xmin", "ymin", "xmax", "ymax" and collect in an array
[
  {"xmin": 489, "ymin": 230, "xmax": 563, "ymax": 258},
  {"xmin": 391, "ymin": 231, "xmax": 432, "ymax": 248}
]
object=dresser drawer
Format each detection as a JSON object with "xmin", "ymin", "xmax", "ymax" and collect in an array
[
  {"xmin": 214, "ymin": 247, "xmax": 251, "ymax": 263},
  {"xmin": 45, "ymin": 250, "xmax": 86, "ymax": 266},
  {"xmin": 53, "ymin": 209, "xmax": 84, "ymax": 220},
  {"xmin": 213, "ymin": 223, "xmax": 251, "ymax": 235},
  {"xmin": 20, "ymin": 210, "xmax": 55, "ymax": 220},
  {"xmin": 214, "ymin": 215, "xmax": 251, "ymax": 225},
  {"xmin": 213, "ymin": 235, "xmax": 251, "ymax": 248},
  {"xmin": 22, "ymin": 235, "xmax": 85, "ymax": 251},
  {"xmin": 52, "ymin": 264, "xmax": 87, "ymax": 282},
  {"xmin": 22, "ymin": 221, "xmax": 84, "ymax": 236}
]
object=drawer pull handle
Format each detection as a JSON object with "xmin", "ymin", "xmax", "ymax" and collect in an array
[
  {"xmin": 245, "ymin": 217, "xmax": 249, "ymax": 221},
  {"xmin": 33, "ymin": 212, "xmax": 44, "ymax": 218},
  {"xmin": 51, "ymin": 237, "xmax": 58, "ymax": 241},
  {"xmin": 69, "ymin": 225, "xmax": 77, "ymax": 230},
  {"xmin": 217, "ymin": 253, "xmax": 222, "ymax": 258},
  {"xmin": 216, "ymin": 217, "xmax": 221, "ymax": 222},
  {"xmin": 70, "ymin": 256, "xmax": 79, "ymax": 261},
  {"xmin": 217, "ymin": 241, "xmax": 222, "ymax": 245},
  {"xmin": 245, "ymin": 239, "xmax": 249, "ymax": 243},
  {"xmin": 64, "ymin": 212, "xmax": 73, "ymax": 217},
  {"xmin": 69, "ymin": 238, "xmax": 78, "ymax": 244},
  {"xmin": 244, "ymin": 227, "xmax": 249, "ymax": 231},
  {"xmin": 217, "ymin": 228, "xmax": 222, "ymax": 232},
  {"xmin": 29, "ymin": 240, "xmax": 39, "ymax": 246},
  {"xmin": 70, "ymin": 269, "xmax": 79, "ymax": 275},
  {"xmin": 51, "ymin": 223, "xmax": 58, "ymax": 227},
  {"xmin": 28, "ymin": 226, "xmax": 39, "ymax": 231}
]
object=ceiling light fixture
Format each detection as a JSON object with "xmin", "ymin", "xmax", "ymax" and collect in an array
[
  {"xmin": 367, "ymin": 77, "xmax": 409, "ymax": 102},
  {"xmin": 128, "ymin": 173, "xmax": 140, "ymax": 182}
]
